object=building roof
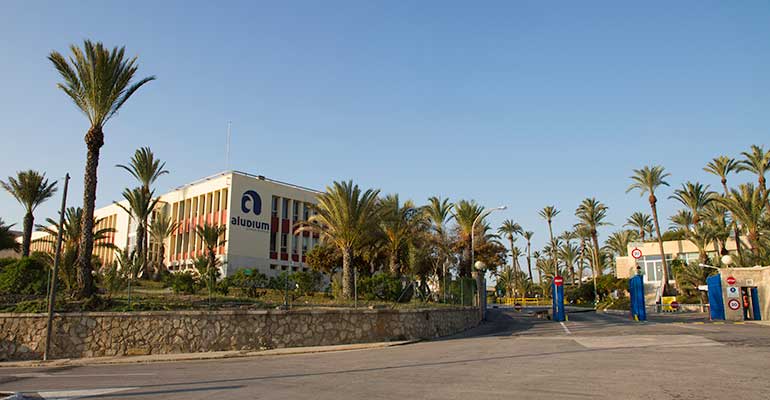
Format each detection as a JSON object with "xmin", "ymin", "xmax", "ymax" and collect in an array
[{"xmin": 172, "ymin": 170, "xmax": 323, "ymax": 194}]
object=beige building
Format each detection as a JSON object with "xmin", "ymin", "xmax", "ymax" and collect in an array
[
  {"xmin": 30, "ymin": 171, "xmax": 322, "ymax": 277},
  {"xmin": 719, "ymin": 266, "xmax": 768, "ymax": 321}
]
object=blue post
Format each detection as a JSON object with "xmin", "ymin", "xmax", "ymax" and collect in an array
[
  {"xmin": 706, "ymin": 274, "xmax": 725, "ymax": 321},
  {"xmin": 629, "ymin": 275, "xmax": 646, "ymax": 321},
  {"xmin": 552, "ymin": 282, "xmax": 565, "ymax": 321}
]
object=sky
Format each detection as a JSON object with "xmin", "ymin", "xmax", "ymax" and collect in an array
[{"xmin": 1, "ymin": 1, "xmax": 769, "ymax": 257}]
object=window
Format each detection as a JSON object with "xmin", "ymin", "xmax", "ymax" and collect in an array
[
  {"xmin": 270, "ymin": 232, "xmax": 277, "ymax": 252},
  {"xmin": 640, "ymin": 254, "xmax": 673, "ymax": 282},
  {"xmin": 293, "ymin": 201, "xmax": 300, "ymax": 222},
  {"xmin": 280, "ymin": 233, "xmax": 288, "ymax": 253},
  {"xmin": 303, "ymin": 236, "xmax": 309, "ymax": 253},
  {"xmin": 272, "ymin": 196, "xmax": 279, "ymax": 218},
  {"xmin": 292, "ymin": 235, "xmax": 299, "ymax": 254},
  {"xmin": 270, "ymin": 264, "xmax": 277, "ymax": 270},
  {"xmin": 282, "ymin": 198, "xmax": 289, "ymax": 219},
  {"xmin": 303, "ymin": 204, "xmax": 309, "ymax": 220}
]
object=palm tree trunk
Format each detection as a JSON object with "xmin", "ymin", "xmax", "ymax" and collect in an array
[
  {"xmin": 21, "ymin": 211, "xmax": 33, "ymax": 257},
  {"xmin": 341, "ymin": 246, "xmax": 354, "ymax": 299},
  {"xmin": 591, "ymin": 232, "xmax": 602, "ymax": 277},
  {"xmin": 389, "ymin": 252, "xmax": 399, "ymax": 275},
  {"xmin": 76, "ymin": 126, "xmax": 103, "ymax": 299},
  {"xmin": 526, "ymin": 242, "xmax": 533, "ymax": 282},
  {"xmin": 722, "ymin": 181, "xmax": 743, "ymax": 257},
  {"xmin": 135, "ymin": 225, "xmax": 145, "ymax": 278},
  {"xmin": 650, "ymin": 198, "xmax": 670, "ymax": 296},
  {"xmin": 547, "ymin": 221, "xmax": 556, "ymax": 277}
]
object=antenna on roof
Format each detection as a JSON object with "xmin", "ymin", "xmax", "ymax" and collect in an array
[{"xmin": 226, "ymin": 121, "xmax": 232, "ymax": 171}]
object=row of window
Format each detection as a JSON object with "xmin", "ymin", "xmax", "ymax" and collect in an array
[
  {"xmin": 269, "ymin": 232, "xmax": 318, "ymax": 254},
  {"xmin": 270, "ymin": 264, "xmax": 310, "ymax": 272},
  {"xmin": 271, "ymin": 195, "xmax": 313, "ymax": 222},
  {"xmin": 637, "ymin": 252, "xmax": 712, "ymax": 282},
  {"xmin": 169, "ymin": 188, "xmax": 229, "ymax": 259}
]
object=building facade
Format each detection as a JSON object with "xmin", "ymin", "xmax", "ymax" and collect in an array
[{"xmin": 30, "ymin": 171, "xmax": 322, "ymax": 277}]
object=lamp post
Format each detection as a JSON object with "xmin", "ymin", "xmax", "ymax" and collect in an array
[
  {"xmin": 470, "ymin": 206, "xmax": 506, "ymax": 320},
  {"xmin": 474, "ymin": 260, "xmax": 486, "ymax": 320}
]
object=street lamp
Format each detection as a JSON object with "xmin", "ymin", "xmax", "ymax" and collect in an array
[
  {"xmin": 474, "ymin": 260, "xmax": 486, "ymax": 320},
  {"xmin": 470, "ymin": 205, "xmax": 506, "ymax": 320}
]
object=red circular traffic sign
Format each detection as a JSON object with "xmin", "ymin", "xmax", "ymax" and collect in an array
[
  {"xmin": 670, "ymin": 301, "xmax": 679, "ymax": 310},
  {"xmin": 726, "ymin": 276, "xmax": 737, "ymax": 285},
  {"xmin": 514, "ymin": 303, "xmax": 522, "ymax": 311},
  {"xmin": 728, "ymin": 298, "xmax": 741, "ymax": 311},
  {"xmin": 631, "ymin": 248, "xmax": 643, "ymax": 259},
  {"xmin": 554, "ymin": 276, "xmax": 564, "ymax": 286}
]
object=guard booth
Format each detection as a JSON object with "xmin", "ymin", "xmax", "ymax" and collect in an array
[{"xmin": 719, "ymin": 266, "xmax": 770, "ymax": 322}]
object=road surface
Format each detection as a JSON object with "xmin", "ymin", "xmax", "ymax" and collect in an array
[{"xmin": 1, "ymin": 308, "xmax": 769, "ymax": 399}]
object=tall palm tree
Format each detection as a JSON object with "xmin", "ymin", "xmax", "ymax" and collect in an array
[
  {"xmin": 575, "ymin": 198, "xmax": 609, "ymax": 276},
  {"xmin": 149, "ymin": 210, "xmax": 179, "ymax": 277},
  {"xmin": 532, "ymin": 250, "xmax": 542, "ymax": 283},
  {"xmin": 424, "ymin": 196, "xmax": 454, "ymax": 237},
  {"xmin": 669, "ymin": 181, "xmax": 715, "ymax": 224},
  {"xmin": 498, "ymin": 220, "xmax": 523, "ymax": 273},
  {"xmin": 627, "ymin": 165, "xmax": 672, "ymax": 296},
  {"xmin": 716, "ymin": 184, "xmax": 768, "ymax": 257},
  {"xmin": 115, "ymin": 187, "xmax": 160, "ymax": 277},
  {"xmin": 669, "ymin": 209, "xmax": 694, "ymax": 233},
  {"xmin": 1, "ymin": 170, "xmax": 57, "ymax": 256},
  {"xmin": 0, "ymin": 219, "xmax": 19, "ymax": 253},
  {"xmin": 522, "ymin": 231, "xmax": 534, "ymax": 281},
  {"xmin": 296, "ymin": 181, "xmax": 380, "ymax": 298},
  {"xmin": 452, "ymin": 200, "xmax": 486, "ymax": 276},
  {"xmin": 737, "ymin": 145, "xmax": 770, "ymax": 198},
  {"xmin": 574, "ymin": 224, "xmax": 592, "ymax": 287},
  {"xmin": 704, "ymin": 156, "xmax": 742, "ymax": 255},
  {"xmin": 49, "ymin": 40, "xmax": 155, "ymax": 298},
  {"xmin": 117, "ymin": 147, "xmax": 168, "ymax": 268},
  {"xmin": 624, "ymin": 212, "xmax": 653, "ymax": 241},
  {"xmin": 539, "ymin": 206, "xmax": 560, "ymax": 277},
  {"xmin": 604, "ymin": 230, "xmax": 638, "ymax": 257}
]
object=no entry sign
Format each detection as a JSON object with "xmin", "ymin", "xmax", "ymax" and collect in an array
[
  {"xmin": 728, "ymin": 298, "xmax": 741, "ymax": 311},
  {"xmin": 670, "ymin": 301, "xmax": 679, "ymax": 310},
  {"xmin": 726, "ymin": 276, "xmax": 737, "ymax": 286},
  {"xmin": 631, "ymin": 248, "xmax": 643, "ymax": 259},
  {"xmin": 554, "ymin": 276, "xmax": 564, "ymax": 286}
]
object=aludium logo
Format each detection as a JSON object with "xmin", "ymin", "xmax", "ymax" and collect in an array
[
  {"xmin": 241, "ymin": 190, "xmax": 262, "ymax": 215},
  {"xmin": 232, "ymin": 190, "xmax": 270, "ymax": 232}
]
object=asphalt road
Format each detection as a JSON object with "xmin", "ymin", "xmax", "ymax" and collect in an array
[{"xmin": 2, "ymin": 309, "xmax": 769, "ymax": 399}]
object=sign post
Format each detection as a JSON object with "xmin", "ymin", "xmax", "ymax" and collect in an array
[
  {"xmin": 728, "ymin": 298, "xmax": 741, "ymax": 311},
  {"xmin": 726, "ymin": 276, "xmax": 737, "ymax": 286},
  {"xmin": 552, "ymin": 276, "xmax": 565, "ymax": 322},
  {"xmin": 631, "ymin": 248, "xmax": 643, "ymax": 260}
]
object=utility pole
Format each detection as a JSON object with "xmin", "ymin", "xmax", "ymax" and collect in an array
[{"xmin": 43, "ymin": 173, "xmax": 69, "ymax": 361}]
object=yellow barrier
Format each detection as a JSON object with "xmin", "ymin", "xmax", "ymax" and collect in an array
[{"xmin": 498, "ymin": 297, "xmax": 551, "ymax": 306}]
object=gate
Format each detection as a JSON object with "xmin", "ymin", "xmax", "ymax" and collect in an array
[
  {"xmin": 629, "ymin": 275, "xmax": 646, "ymax": 321},
  {"xmin": 706, "ymin": 274, "xmax": 725, "ymax": 320}
]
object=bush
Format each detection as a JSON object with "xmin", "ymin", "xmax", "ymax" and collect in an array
[
  {"xmin": 0, "ymin": 257, "xmax": 48, "ymax": 296},
  {"xmin": 0, "ymin": 257, "xmax": 17, "ymax": 271},
  {"xmin": 101, "ymin": 261, "xmax": 127, "ymax": 297},
  {"xmin": 292, "ymin": 270, "xmax": 323, "ymax": 297},
  {"xmin": 170, "ymin": 271, "xmax": 196, "ymax": 294},
  {"xmin": 226, "ymin": 268, "xmax": 268, "ymax": 298},
  {"xmin": 358, "ymin": 273, "xmax": 403, "ymax": 302},
  {"xmin": 565, "ymin": 283, "xmax": 596, "ymax": 304}
]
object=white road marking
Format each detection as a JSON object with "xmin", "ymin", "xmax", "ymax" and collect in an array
[
  {"xmin": 13, "ymin": 373, "xmax": 153, "ymax": 378},
  {"xmin": 28, "ymin": 387, "xmax": 137, "ymax": 399},
  {"xmin": 559, "ymin": 321, "xmax": 572, "ymax": 335}
]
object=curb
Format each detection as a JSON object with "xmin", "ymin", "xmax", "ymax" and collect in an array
[{"xmin": 0, "ymin": 340, "xmax": 420, "ymax": 369}]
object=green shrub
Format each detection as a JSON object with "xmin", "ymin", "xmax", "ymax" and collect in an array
[
  {"xmin": 566, "ymin": 283, "xmax": 596, "ymax": 304},
  {"xmin": 0, "ymin": 257, "xmax": 17, "ymax": 271},
  {"xmin": 170, "ymin": 271, "xmax": 196, "ymax": 294},
  {"xmin": 101, "ymin": 261, "xmax": 127, "ymax": 297},
  {"xmin": 268, "ymin": 272, "xmax": 293, "ymax": 291},
  {"xmin": 225, "ymin": 268, "xmax": 268, "ymax": 298},
  {"xmin": 358, "ymin": 273, "xmax": 403, "ymax": 302},
  {"xmin": 292, "ymin": 270, "xmax": 323, "ymax": 297},
  {"xmin": 0, "ymin": 257, "xmax": 48, "ymax": 295}
]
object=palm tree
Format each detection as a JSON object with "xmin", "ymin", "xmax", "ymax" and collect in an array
[
  {"xmin": 558, "ymin": 242, "xmax": 579, "ymax": 284},
  {"xmin": 716, "ymin": 184, "xmax": 768, "ymax": 258},
  {"xmin": 453, "ymin": 200, "xmax": 486, "ymax": 277},
  {"xmin": 115, "ymin": 187, "xmax": 160, "ymax": 277},
  {"xmin": 149, "ymin": 210, "xmax": 179, "ymax": 277},
  {"xmin": 575, "ymin": 198, "xmax": 609, "ymax": 276},
  {"xmin": 0, "ymin": 219, "xmax": 19, "ymax": 253},
  {"xmin": 624, "ymin": 212, "xmax": 653, "ymax": 241},
  {"xmin": 522, "ymin": 231, "xmax": 534, "ymax": 281},
  {"xmin": 604, "ymin": 230, "xmax": 638, "ymax": 257},
  {"xmin": 49, "ymin": 40, "xmax": 155, "ymax": 298},
  {"xmin": 669, "ymin": 209, "xmax": 694, "ymax": 233},
  {"xmin": 574, "ymin": 224, "xmax": 592, "ymax": 287},
  {"xmin": 379, "ymin": 194, "xmax": 420, "ymax": 275},
  {"xmin": 195, "ymin": 223, "xmax": 227, "ymax": 277},
  {"xmin": 627, "ymin": 165, "xmax": 672, "ymax": 296},
  {"xmin": 424, "ymin": 196, "xmax": 454, "ymax": 295},
  {"xmin": 737, "ymin": 145, "xmax": 770, "ymax": 198},
  {"xmin": 117, "ymin": 147, "xmax": 168, "ymax": 269},
  {"xmin": 704, "ymin": 156, "xmax": 742, "ymax": 255},
  {"xmin": 539, "ymin": 206, "xmax": 560, "ymax": 277},
  {"xmin": 1, "ymin": 170, "xmax": 57, "ymax": 256},
  {"xmin": 669, "ymin": 182, "xmax": 715, "ymax": 224},
  {"xmin": 498, "ymin": 220, "xmax": 523, "ymax": 273},
  {"xmin": 295, "ymin": 181, "xmax": 380, "ymax": 298}
]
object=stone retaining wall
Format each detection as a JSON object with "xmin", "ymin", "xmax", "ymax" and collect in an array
[{"xmin": 0, "ymin": 307, "xmax": 479, "ymax": 361}]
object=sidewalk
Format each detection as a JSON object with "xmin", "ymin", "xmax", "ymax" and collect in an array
[{"xmin": 0, "ymin": 340, "xmax": 418, "ymax": 369}]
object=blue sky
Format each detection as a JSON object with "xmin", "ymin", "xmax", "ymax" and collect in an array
[{"xmin": 1, "ymin": 1, "xmax": 769, "ymax": 255}]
